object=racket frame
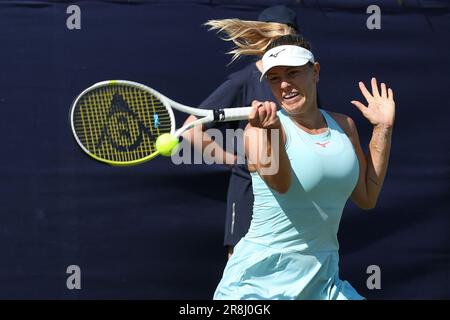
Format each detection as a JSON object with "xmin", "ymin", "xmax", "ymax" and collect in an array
[{"xmin": 70, "ymin": 80, "xmax": 251, "ymax": 166}]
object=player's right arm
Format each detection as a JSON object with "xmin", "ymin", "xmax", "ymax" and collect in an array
[{"xmin": 244, "ymin": 101, "xmax": 291, "ymax": 194}]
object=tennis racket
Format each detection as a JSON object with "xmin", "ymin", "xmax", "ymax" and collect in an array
[{"xmin": 70, "ymin": 80, "xmax": 252, "ymax": 166}]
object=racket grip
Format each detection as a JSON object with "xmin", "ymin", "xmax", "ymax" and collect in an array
[{"xmin": 220, "ymin": 107, "xmax": 253, "ymax": 122}]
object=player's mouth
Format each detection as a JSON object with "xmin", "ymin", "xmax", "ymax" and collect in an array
[{"xmin": 282, "ymin": 91, "xmax": 301, "ymax": 104}]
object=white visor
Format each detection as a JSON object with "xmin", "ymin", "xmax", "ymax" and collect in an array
[{"xmin": 260, "ymin": 45, "xmax": 315, "ymax": 81}]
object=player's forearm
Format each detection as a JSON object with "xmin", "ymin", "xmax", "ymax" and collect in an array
[
  {"xmin": 259, "ymin": 128, "xmax": 292, "ymax": 194},
  {"xmin": 365, "ymin": 124, "xmax": 393, "ymax": 207}
]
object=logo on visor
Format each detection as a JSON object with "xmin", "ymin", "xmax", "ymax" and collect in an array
[{"xmin": 269, "ymin": 48, "xmax": 286, "ymax": 58}]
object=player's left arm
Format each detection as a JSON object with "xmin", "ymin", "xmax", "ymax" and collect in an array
[{"xmin": 348, "ymin": 77, "xmax": 396, "ymax": 210}]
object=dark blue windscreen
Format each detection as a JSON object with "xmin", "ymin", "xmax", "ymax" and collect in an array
[{"xmin": 0, "ymin": 0, "xmax": 448, "ymax": 299}]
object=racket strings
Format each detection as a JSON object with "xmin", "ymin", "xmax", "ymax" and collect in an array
[{"xmin": 72, "ymin": 84, "xmax": 172, "ymax": 163}]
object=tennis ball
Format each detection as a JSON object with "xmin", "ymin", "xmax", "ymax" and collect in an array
[{"xmin": 155, "ymin": 133, "xmax": 179, "ymax": 156}]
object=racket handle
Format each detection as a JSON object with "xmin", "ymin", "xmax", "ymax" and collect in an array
[{"xmin": 217, "ymin": 107, "xmax": 253, "ymax": 122}]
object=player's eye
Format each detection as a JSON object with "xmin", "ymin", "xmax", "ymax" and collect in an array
[
  {"xmin": 288, "ymin": 70, "xmax": 301, "ymax": 78},
  {"xmin": 267, "ymin": 76, "xmax": 280, "ymax": 83}
]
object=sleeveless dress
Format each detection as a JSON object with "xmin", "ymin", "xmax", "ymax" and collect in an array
[{"xmin": 214, "ymin": 109, "xmax": 364, "ymax": 300}]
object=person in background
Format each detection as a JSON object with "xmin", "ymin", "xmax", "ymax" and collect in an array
[{"xmin": 182, "ymin": 5, "xmax": 299, "ymax": 258}]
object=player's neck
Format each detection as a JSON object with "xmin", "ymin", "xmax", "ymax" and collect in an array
[{"xmin": 289, "ymin": 104, "xmax": 325, "ymax": 131}]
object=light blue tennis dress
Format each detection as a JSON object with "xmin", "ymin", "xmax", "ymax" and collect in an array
[{"xmin": 214, "ymin": 109, "xmax": 364, "ymax": 300}]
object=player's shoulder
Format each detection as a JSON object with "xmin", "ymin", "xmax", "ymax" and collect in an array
[{"xmin": 325, "ymin": 110, "xmax": 357, "ymax": 137}]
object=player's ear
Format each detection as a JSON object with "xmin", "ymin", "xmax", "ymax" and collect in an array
[{"xmin": 312, "ymin": 62, "xmax": 320, "ymax": 83}]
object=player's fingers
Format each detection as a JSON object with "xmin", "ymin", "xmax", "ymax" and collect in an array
[
  {"xmin": 268, "ymin": 102, "xmax": 278, "ymax": 121},
  {"xmin": 269, "ymin": 102, "xmax": 277, "ymax": 113},
  {"xmin": 371, "ymin": 77, "xmax": 380, "ymax": 97},
  {"xmin": 249, "ymin": 100, "xmax": 262, "ymax": 121},
  {"xmin": 388, "ymin": 88, "xmax": 394, "ymax": 101},
  {"xmin": 266, "ymin": 102, "xmax": 278, "ymax": 125},
  {"xmin": 351, "ymin": 100, "xmax": 367, "ymax": 116},
  {"xmin": 265, "ymin": 101, "xmax": 274, "ymax": 116},
  {"xmin": 258, "ymin": 103, "xmax": 268, "ymax": 122},
  {"xmin": 381, "ymin": 82, "xmax": 387, "ymax": 98},
  {"xmin": 359, "ymin": 81, "xmax": 372, "ymax": 102},
  {"xmin": 251, "ymin": 100, "xmax": 263, "ymax": 108}
]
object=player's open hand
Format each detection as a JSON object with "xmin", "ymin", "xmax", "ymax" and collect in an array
[
  {"xmin": 249, "ymin": 100, "xmax": 281, "ymax": 130},
  {"xmin": 351, "ymin": 77, "xmax": 395, "ymax": 128}
]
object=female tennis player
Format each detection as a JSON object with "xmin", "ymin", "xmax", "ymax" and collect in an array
[{"xmin": 214, "ymin": 34, "xmax": 395, "ymax": 300}]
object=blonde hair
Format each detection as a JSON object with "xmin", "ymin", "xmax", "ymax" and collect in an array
[{"xmin": 205, "ymin": 19, "xmax": 297, "ymax": 63}]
